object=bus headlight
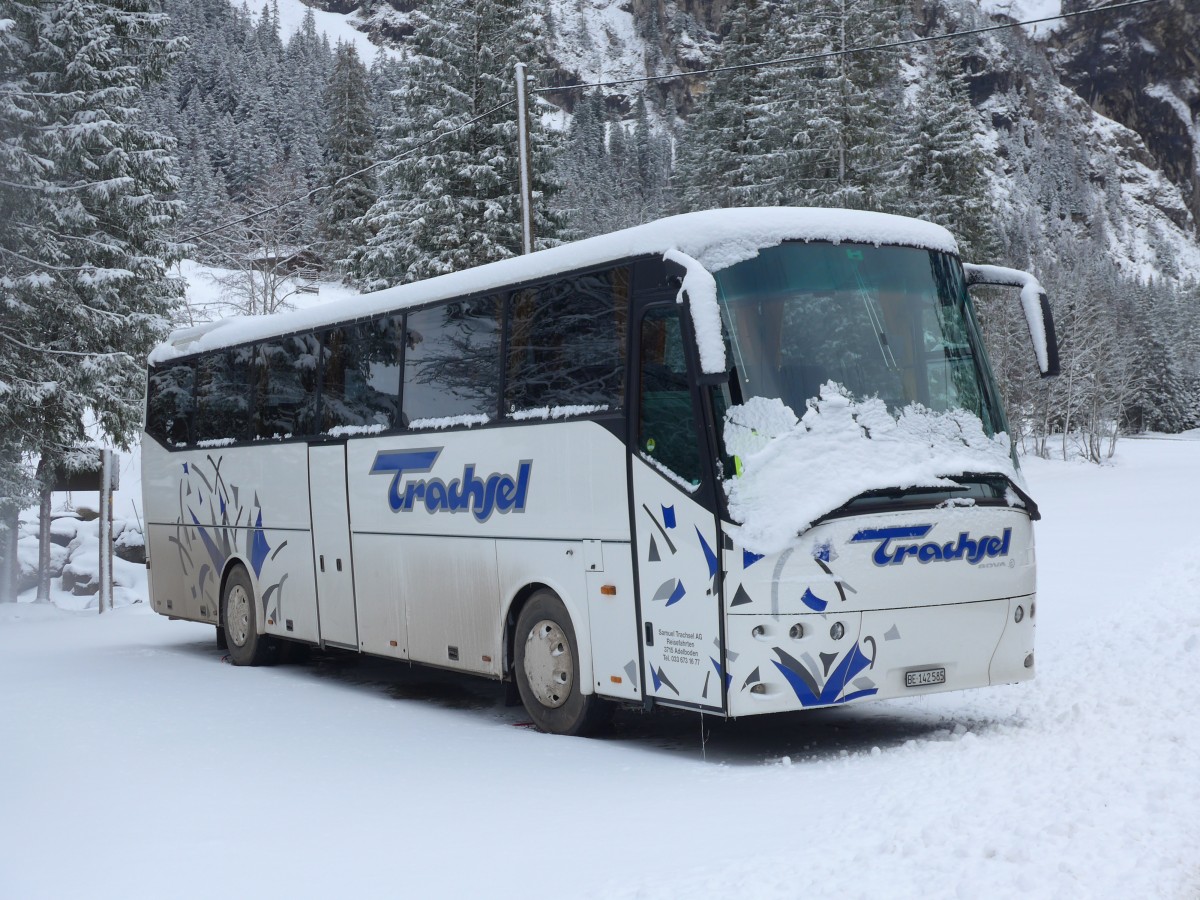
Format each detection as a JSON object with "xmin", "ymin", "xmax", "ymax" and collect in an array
[
  {"xmin": 830, "ymin": 622, "xmax": 845, "ymax": 640},
  {"xmin": 1014, "ymin": 605, "xmax": 1024, "ymax": 623}
]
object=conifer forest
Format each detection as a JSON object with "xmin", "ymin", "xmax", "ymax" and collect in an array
[{"xmin": 2, "ymin": 0, "xmax": 1199, "ymax": 515}]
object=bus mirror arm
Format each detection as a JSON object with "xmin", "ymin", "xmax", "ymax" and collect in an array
[
  {"xmin": 697, "ymin": 370, "xmax": 731, "ymax": 387},
  {"xmin": 698, "ymin": 367, "xmax": 742, "ymax": 408},
  {"xmin": 963, "ymin": 263, "xmax": 1061, "ymax": 379}
]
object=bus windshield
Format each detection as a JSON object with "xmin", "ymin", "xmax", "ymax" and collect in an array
[{"xmin": 713, "ymin": 241, "xmax": 1004, "ymax": 436}]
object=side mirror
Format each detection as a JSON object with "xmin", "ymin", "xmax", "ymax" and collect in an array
[{"xmin": 963, "ymin": 263, "xmax": 1060, "ymax": 378}]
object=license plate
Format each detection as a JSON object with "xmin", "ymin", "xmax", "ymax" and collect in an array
[{"xmin": 906, "ymin": 667, "xmax": 946, "ymax": 687}]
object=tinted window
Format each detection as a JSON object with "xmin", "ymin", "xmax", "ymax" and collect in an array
[
  {"xmin": 505, "ymin": 267, "xmax": 628, "ymax": 415},
  {"xmin": 639, "ymin": 306, "xmax": 701, "ymax": 486},
  {"xmin": 404, "ymin": 298, "xmax": 502, "ymax": 426},
  {"xmin": 321, "ymin": 316, "xmax": 404, "ymax": 432},
  {"xmin": 253, "ymin": 335, "xmax": 320, "ymax": 439},
  {"xmin": 146, "ymin": 362, "xmax": 195, "ymax": 446},
  {"xmin": 195, "ymin": 346, "xmax": 254, "ymax": 442}
]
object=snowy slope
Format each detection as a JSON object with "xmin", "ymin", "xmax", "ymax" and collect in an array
[
  {"xmin": 250, "ymin": 0, "xmax": 394, "ymax": 60},
  {"xmin": 976, "ymin": 0, "xmax": 1065, "ymax": 36},
  {"xmin": 547, "ymin": 0, "xmax": 655, "ymax": 84},
  {"xmin": 2, "ymin": 438, "xmax": 1199, "ymax": 899}
]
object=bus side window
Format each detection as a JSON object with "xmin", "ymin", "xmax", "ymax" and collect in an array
[
  {"xmin": 195, "ymin": 348, "xmax": 253, "ymax": 443},
  {"xmin": 146, "ymin": 362, "xmax": 195, "ymax": 447},
  {"xmin": 404, "ymin": 298, "xmax": 502, "ymax": 426},
  {"xmin": 321, "ymin": 316, "xmax": 403, "ymax": 433},
  {"xmin": 254, "ymin": 335, "xmax": 321, "ymax": 440},
  {"xmin": 505, "ymin": 267, "xmax": 628, "ymax": 416},
  {"xmin": 639, "ymin": 307, "xmax": 702, "ymax": 486}
]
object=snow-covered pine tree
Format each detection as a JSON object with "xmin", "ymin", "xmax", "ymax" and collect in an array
[
  {"xmin": 673, "ymin": 0, "xmax": 799, "ymax": 211},
  {"xmin": 552, "ymin": 88, "xmax": 671, "ymax": 238},
  {"xmin": 176, "ymin": 118, "xmax": 230, "ymax": 259},
  {"xmin": 896, "ymin": 40, "xmax": 997, "ymax": 258},
  {"xmin": 1121, "ymin": 279, "xmax": 1196, "ymax": 434},
  {"xmin": 563, "ymin": 91, "xmax": 604, "ymax": 215},
  {"xmin": 552, "ymin": 89, "xmax": 602, "ymax": 238},
  {"xmin": 356, "ymin": 0, "xmax": 559, "ymax": 287},
  {"xmin": 281, "ymin": 9, "xmax": 331, "ymax": 188},
  {"xmin": 0, "ymin": 0, "xmax": 184, "ymax": 599},
  {"xmin": 2, "ymin": 0, "xmax": 185, "ymax": 433},
  {"xmin": 320, "ymin": 41, "xmax": 377, "ymax": 280},
  {"xmin": 0, "ymin": 0, "xmax": 41, "ymax": 601},
  {"xmin": 785, "ymin": 0, "xmax": 908, "ymax": 211},
  {"xmin": 226, "ymin": 10, "xmax": 285, "ymax": 199},
  {"xmin": 632, "ymin": 96, "xmax": 671, "ymax": 216}
]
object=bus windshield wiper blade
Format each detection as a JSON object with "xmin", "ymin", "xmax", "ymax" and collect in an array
[{"xmin": 868, "ymin": 484, "xmax": 969, "ymax": 499}]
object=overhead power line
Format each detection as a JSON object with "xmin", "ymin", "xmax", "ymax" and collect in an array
[
  {"xmin": 176, "ymin": 0, "xmax": 1162, "ymax": 247},
  {"xmin": 532, "ymin": 0, "xmax": 1166, "ymax": 95}
]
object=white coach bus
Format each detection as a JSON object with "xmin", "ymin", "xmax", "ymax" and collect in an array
[{"xmin": 143, "ymin": 208, "xmax": 1059, "ymax": 735}]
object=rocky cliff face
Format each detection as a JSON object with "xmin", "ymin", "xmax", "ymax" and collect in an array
[{"xmin": 1050, "ymin": 0, "xmax": 1199, "ymax": 227}]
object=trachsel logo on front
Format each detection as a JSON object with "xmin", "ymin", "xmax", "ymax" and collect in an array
[
  {"xmin": 849, "ymin": 524, "xmax": 1012, "ymax": 567},
  {"xmin": 368, "ymin": 448, "xmax": 533, "ymax": 523}
]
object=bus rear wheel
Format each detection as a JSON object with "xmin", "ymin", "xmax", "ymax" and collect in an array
[
  {"xmin": 221, "ymin": 564, "xmax": 277, "ymax": 666},
  {"xmin": 514, "ymin": 589, "xmax": 609, "ymax": 736}
]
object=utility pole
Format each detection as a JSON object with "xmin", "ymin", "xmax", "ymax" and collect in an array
[{"xmin": 514, "ymin": 61, "xmax": 534, "ymax": 255}]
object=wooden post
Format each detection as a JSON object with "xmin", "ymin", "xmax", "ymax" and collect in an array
[
  {"xmin": 35, "ymin": 486, "xmax": 51, "ymax": 602},
  {"xmin": 98, "ymin": 449, "xmax": 112, "ymax": 614}
]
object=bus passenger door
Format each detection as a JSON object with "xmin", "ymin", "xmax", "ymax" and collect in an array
[
  {"xmin": 308, "ymin": 443, "xmax": 359, "ymax": 649},
  {"xmin": 632, "ymin": 304, "xmax": 726, "ymax": 713}
]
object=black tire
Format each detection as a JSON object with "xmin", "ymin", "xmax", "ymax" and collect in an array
[
  {"xmin": 220, "ymin": 564, "xmax": 277, "ymax": 666},
  {"xmin": 513, "ymin": 589, "xmax": 610, "ymax": 736}
]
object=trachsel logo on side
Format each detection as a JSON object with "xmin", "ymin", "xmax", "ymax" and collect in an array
[
  {"xmin": 369, "ymin": 448, "xmax": 533, "ymax": 523},
  {"xmin": 849, "ymin": 524, "xmax": 1012, "ymax": 567}
]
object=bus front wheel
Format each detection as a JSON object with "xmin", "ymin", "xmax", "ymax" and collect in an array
[
  {"xmin": 514, "ymin": 589, "xmax": 609, "ymax": 736},
  {"xmin": 221, "ymin": 564, "xmax": 277, "ymax": 666}
]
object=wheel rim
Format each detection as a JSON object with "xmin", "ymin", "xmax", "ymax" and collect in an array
[
  {"xmin": 227, "ymin": 584, "xmax": 251, "ymax": 648},
  {"xmin": 523, "ymin": 619, "xmax": 572, "ymax": 709}
]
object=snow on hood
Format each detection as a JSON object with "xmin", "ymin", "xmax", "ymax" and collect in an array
[
  {"xmin": 723, "ymin": 383, "xmax": 1018, "ymax": 555},
  {"xmin": 150, "ymin": 208, "xmax": 957, "ymax": 363}
]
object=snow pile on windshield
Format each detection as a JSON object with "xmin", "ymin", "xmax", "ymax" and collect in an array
[{"xmin": 724, "ymin": 383, "xmax": 1018, "ymax": 554}]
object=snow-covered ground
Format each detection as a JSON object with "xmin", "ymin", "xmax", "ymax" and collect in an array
[{"xmin": 2, "ymin": 437, "xmax": 1199, "ymax": 899}]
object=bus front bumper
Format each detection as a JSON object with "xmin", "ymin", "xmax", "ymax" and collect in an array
[{"xmin": 724, "ymin": 595, "xmax": 1035, "ymax": 717}]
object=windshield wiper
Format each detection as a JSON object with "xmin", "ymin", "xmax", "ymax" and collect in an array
[
  {"xmin": 817, "ymin": 472, "xmax": 1040, "ymax": 524},
  {"xmin": 863, "ymin": 484, "xmax": 969, "ymax": 500}
]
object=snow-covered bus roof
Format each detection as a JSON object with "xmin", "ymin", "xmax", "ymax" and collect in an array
[{"xmin": 150, "ymin": 207, "xmax": 959, "ymax": 364}]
